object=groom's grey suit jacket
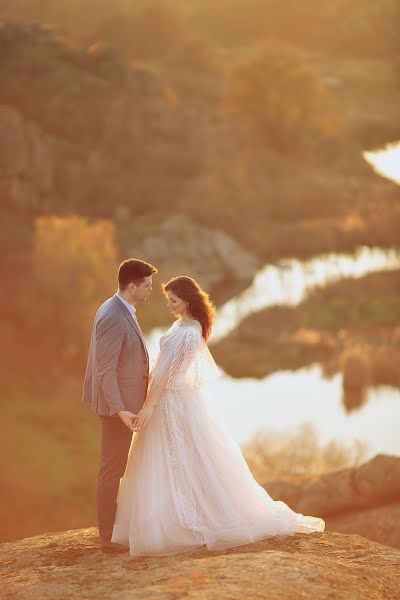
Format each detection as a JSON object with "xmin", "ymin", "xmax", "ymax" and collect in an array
[{"xmin": 82, "ymin": 295, "xmax": 149, "ymax": 417}]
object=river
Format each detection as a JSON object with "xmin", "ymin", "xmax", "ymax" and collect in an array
[{"xmin": 145, "ymin": 144, "xmax": 400, "ymax": 458}]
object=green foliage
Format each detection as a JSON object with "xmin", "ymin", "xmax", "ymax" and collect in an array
[
  {"xmin": 226, "ymin": 41, "xmax": 341, "ymax": 151},
  {"xmin": 301, "ymin": 291, "xmax": 400, "ymax": 332},
  {"xmin": 298, "ymin": 270, "xmax": 400, "ymax": 334}
]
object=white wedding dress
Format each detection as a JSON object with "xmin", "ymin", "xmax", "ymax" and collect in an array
[{"xmin": 112, "ymin": 319, "xmax": 325, "ymax": 556}]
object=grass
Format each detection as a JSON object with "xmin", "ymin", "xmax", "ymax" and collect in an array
[
  {"xmin": 0, "ymin": 374, "xmax": 99, "ymax": 542},
  {"xmin": 301, "ymin": 295, "xmax": 400, "ymax": 331}
]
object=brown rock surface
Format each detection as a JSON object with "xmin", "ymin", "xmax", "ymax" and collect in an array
[
  {"xmin": 264, "ymin": 454, "xmax": 400, "ymax": 518},
  {"xmin": 326, "ymin": 501, "xmax": 400, "ymax": 550},
  {"xmin": 126, "ymin": 214, "xmax": 259, "ymax": 290},
  {"xmin": 1, "ymin": 528, "xmax": 399, "ymax": 600},
  {"xmin": 264, "ymin": 454, "xmax": 400, "ymax": 549}
]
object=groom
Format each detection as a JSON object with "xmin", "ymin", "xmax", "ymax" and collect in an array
[{"xmin": 82, "ymin": 258, "xmax": 157, "ymax": 553}]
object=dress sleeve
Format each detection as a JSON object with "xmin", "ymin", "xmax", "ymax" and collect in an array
[{"xmin": 146, "ymin": 327, "xmax": 205, "ymax": 407}]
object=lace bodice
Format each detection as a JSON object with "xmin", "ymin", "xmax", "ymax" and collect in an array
[{"xmin": 147, "ymin": 319, "xmax": 220, "ymax": 405}]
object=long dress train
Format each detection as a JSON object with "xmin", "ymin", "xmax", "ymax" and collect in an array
[{"xmin": 112, "ymin": 319, "xmax": 325, "ymax": 556}]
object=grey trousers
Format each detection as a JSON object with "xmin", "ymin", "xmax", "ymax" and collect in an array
[{"xmin": 97, "ymin": 415, "xmax": 133, "ymax": 542}]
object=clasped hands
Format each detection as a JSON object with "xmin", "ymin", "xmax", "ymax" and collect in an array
[{"xmin": 118, "ymin": 403, "xmax": 155, "ymax": 433}]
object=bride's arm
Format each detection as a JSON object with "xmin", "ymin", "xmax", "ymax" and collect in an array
[{"xmin": 135, "ymin": 327, "xmax": 202, "ymax": 429}]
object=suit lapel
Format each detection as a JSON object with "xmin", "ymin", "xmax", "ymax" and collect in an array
[{"xmin": 114, "ymin": 295, "xmax": 148, "ymax": 359}]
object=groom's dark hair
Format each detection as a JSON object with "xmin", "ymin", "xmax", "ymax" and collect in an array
[{"xmin": 118, "ymin": 258, "xmax": 157, "ymax": 289}]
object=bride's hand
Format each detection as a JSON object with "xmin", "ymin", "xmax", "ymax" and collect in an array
[{"xmin": 135, "ymin": 403, "xmax": 155, "ymax": 430}]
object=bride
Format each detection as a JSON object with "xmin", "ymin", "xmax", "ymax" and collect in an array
[{"xmin": 112, "ymin": 276, "xmax": 325, "ymax": 556}]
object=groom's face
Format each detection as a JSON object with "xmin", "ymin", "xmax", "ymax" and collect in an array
[{"xmin": 131, "ymin": 276, "xmax": 153, "ymax": 303}]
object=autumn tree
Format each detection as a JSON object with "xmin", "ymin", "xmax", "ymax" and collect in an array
[{"xmin": 32, "ymin": 216, "xmax": 118, "ymax": 360}]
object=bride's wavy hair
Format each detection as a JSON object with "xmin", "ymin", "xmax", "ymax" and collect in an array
[{"xmin": 162, "ymin": 276, "xmax": 216, "ymax": 341}]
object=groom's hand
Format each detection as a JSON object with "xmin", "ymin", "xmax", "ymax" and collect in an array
[{"xmin": 117, "ymin": 410, "xmax": 138, "ymax": 432}]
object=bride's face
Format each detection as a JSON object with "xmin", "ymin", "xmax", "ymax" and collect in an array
[{"xmin": 166, "ymin": 291, "xmax": 187, "ymax": 316}]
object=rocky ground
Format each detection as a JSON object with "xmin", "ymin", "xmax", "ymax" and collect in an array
[
  {"xmin": 264, "ymin": 454, "xmax": 400, "ymax": 550},
  {"xmin": 326, "ymin": 501, "xmax": 400, "ymax": 550},
  {"xmin": 1, "ymin": 528, "xmax": 400, "ymax": 600}
]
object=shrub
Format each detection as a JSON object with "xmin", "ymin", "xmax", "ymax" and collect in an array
[
  {"xmin": 225, "ymin": 40, "xmax": 342, "ymax": 152},
  {"xmin": 31, "ymin": 215, "xmax": 118, "ymax": 361},
  {"xmin": 242, "ymin": 422, "xmax": 368, "ymax": 484}
]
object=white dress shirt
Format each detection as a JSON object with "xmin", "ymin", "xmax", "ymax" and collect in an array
[{"xmin": 116, "ymin": 293, "xmax": 137, "ymax": 321}]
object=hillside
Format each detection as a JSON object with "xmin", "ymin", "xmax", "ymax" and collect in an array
[{"xmin": 1, "ymin": 20, "xmax": 399, "ymax": 268}]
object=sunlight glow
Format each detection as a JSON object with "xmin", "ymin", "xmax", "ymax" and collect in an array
[{"xmin": 363, "ymin": 141, "xmax": 400, "ymax": 185}]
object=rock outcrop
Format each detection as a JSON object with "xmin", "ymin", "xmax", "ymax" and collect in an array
[
  {"xmin": 1, "ymin": 528, "xmax": 399, "ymax": 600},
  {"xmin": 126, "ymin": 214, "xmax": 259, "ymax": 290},
  {"xmin": 264, "ymin": 454, "xmax": 400, "ymax": 548},
  {"xmin": 326, "ymin": 500, "xmax": 400, "ymax": 550},
  {"xmin": 0, "ymin": 20, "xmax": 204, "ymax": 221}
]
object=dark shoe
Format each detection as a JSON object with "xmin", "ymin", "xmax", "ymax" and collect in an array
[{"xmin": 100, "ymin": 540, "xmax": 129, "ymax": 554}]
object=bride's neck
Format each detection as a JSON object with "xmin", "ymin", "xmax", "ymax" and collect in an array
[{"xmin": 180, "ymin": 313, "xmax": 195, "ymax": 324}]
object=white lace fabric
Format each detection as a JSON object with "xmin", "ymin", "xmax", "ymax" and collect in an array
[
  {"xmin": 147, "ymin": 320, "xmax": 220, "ymax": 403},
  {"xmin": 112, "ymin": 319, "xmax": 325, "ymax": 556}
]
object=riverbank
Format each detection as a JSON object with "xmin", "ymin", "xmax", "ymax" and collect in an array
[{"xmin": 211, "ymin": 269, "xmax": 400, "ymax": 401}]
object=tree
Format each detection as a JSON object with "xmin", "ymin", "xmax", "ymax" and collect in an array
[
  {"xmin": 32, "ymin": 216, "xmax": 118, "ymax": 360},
  {"xmin": 226, "ymin": 41, "xmax": 341, "ymax": 152}
]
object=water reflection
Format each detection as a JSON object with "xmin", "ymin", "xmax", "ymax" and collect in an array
[
  {"xmin": 144, "ymin": 246, "xmax": 400, "ymax": 457},
  {"xmin": 211, "ymin": 246, "xmax": 400, "ymax": 342},
  {"xmin": 205, "ymin": 366, "xmax": 400, "ymax": 457},
  {"xmin": 342, "ymin": 385, "xmax": 368, "ymax": 412},
  {"xmin": 363, "ymin": 140, "xmax": 400, "ymax": 185}
]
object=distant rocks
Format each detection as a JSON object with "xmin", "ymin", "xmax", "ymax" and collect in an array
[
  {"xmin": 126, "ymin": 214, "xmax": 259, "ymax": 291},
  {"xmin": 326, "ymin": 500, "xmax": 400, "ymax": 550},
  {"xmin": 0, "ymin": 20, "xmax": 58, "ymax": 45},
  {"xmin": 0, "ymin": 20, "xmax": 194, "ymax": 220},
  {"xmin": 265, "ymin": 454, "xmax": 400, "ymax": 548},
  {"xmin": 0, "ymin": 106, "xmax": 53, "ymax": 208}
]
